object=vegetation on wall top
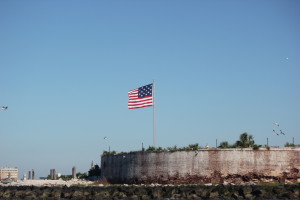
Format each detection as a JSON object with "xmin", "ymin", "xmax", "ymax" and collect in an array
[{"xmin": 102, "ymin": 132, "xmax": 299, "ymax": 155}]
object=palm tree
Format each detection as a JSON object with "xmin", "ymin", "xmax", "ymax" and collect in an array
[
  {"xmin": 235, "ymin": 132, "xmax": 255, "ymax": 148},
  {"xmin": 218, "ymin": 141, "xmax": 230, "ymax": 148}
]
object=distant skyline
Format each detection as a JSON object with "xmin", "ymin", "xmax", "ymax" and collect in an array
[{"xmin": 1, "ymin": 0, "xmax": 299, "ymax": 179}]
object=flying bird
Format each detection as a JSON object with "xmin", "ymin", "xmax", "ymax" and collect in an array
[
  {"xmin": 273, "ymin": 130, "xmax": 279, "ymax": 136},
  {"xmin": 104, "ymin": 137, "xmax": 107, "ymax": 140},
  {"xmin": 280, "ymin": 130, "xmax": 285, "ymax": 135},
  {"xmin": 273, "ymin": 122, "xmax": 279, "ymax": 127},
  {"xmin": 1, "ymin": 106, "xmax": 8, "ymax": 110}
]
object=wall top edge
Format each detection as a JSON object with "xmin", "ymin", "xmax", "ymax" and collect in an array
[{"xmin": 101, "ymin": 147, "xmax": 300, "ymax": 157}]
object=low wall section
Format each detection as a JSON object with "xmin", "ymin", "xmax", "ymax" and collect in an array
[{"xmin": 101, "ymin": 148, "xmax": 300, "ymax": 184}]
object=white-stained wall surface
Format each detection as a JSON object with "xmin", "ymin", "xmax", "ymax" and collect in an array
[{"xmin": 101, "ymin": 148, "xmax": 300, "ymax": 184}]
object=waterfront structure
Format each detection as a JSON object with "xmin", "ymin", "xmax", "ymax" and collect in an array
[
  {"xmin": 0, "ymin": 167, "xmax": 18, "ymax": 181},
  {"xmin": 50, "ymin": 169, "xmax": 56, "ymax": 180},
  {"xmin": 101, "ymin": 147, "xmax": 300, "ymax": 184},
  {"xmin": 28, "ymin": 171, "xmax": 32, "ymax": 180},
  {"xmin": 32, "ymin": 169, "xmax": 35, "ymax": 180},
  {"xmin": 72, "ymin": 167, "xmax": 76, "ymax": 179}
]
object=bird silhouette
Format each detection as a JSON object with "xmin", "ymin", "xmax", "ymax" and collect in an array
[
  {"xmin": 1, "ymin": 106, "xmax": 8, "ymax": 110},
  {"xmin": 280, "ymin": 130, "xmax": 285, "ymax": 135},
  {"xmin": 273, "ymin": 130, "xmax": 279, "ymax": 136}
]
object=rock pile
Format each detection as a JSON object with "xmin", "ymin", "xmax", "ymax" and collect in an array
[{"xmin": 0, "ymin": 183, "xmax": 299, "ymax": 199}]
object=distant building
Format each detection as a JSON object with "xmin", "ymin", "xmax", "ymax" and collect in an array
[{"xmin": 0, "ymin": 167, "xmax": 18, "ymax": 181}]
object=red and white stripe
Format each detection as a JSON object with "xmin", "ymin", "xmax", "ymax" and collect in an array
[{"xmin": 128, "ymin": 88, "xmax": 153, "ymax": 109}]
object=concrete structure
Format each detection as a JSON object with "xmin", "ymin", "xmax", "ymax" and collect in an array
[
  {"xmin": 72, "ymin": 167, "xmax": 76, "ymax": 179},
  {"xmin": 50, "ymin": 169, "xmax": 56, "ymax": 180},
  {"xmin": 28, "ymin": 171, "xmax": 32, "ymax": 180},
  {"xmin": 32, "ymin": 169, "xmax": 35, "ymax": 180},
  {"xmin": 101, "ymin": 147, "xmax": 300, "ymax": 184},
  {"xmin": 0, "ymin": 167, "xmax": 18, "ymax": 181}
]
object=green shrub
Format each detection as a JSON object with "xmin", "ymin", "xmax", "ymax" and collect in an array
[
  {"xmin": 252, "ymin": 144, "xmax": 261, "ymax": 150},
  {"xmin": 146, "ymin": 146, "xmax": 156, "ymax": 151},
  {"xmin": 284, "ymin": 142, "xmax": 300, "ymax": 147}
]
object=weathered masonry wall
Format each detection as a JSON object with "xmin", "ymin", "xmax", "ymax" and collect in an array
[{"xmin": 101, "ymin": 148, "xmax": 300, "ymax": 184}]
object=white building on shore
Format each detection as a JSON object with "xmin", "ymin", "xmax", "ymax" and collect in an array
[{"xmin": 0, "ymin": 167, "xmax": 18, "ymax": 181}]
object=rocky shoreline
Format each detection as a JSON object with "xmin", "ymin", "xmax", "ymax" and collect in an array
[{"xmin": 1, "ymin": 183, "xmax": 300, "ymax": 200}]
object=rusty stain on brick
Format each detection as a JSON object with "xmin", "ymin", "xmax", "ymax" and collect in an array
[{"xmin": 101, "ymin": 148, "xmax": 300, "ymax": 184}]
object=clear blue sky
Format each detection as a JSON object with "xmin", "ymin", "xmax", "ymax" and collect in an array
[{"xmin": 1, "ymin": 0, "xmax": 299, "ymax": 178}]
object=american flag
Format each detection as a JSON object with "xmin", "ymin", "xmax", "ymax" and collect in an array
[{"xmin": 128, "ymin": 84, "xmax": 153, "ymax": 109}]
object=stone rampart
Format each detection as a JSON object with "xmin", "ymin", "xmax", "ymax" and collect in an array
[{"xmin": 101, "ymin": 148, "xmax": 300, "ymax": 184}]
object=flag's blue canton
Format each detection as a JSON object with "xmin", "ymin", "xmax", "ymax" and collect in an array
[{"xmin": 138, "ymin": 84, "xmax": 152, "ymax": 98}]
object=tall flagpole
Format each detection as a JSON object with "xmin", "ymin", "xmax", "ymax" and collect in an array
[{"xmin": 153, "ymin": 80, "xmax": 156, "ymax": 147}]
